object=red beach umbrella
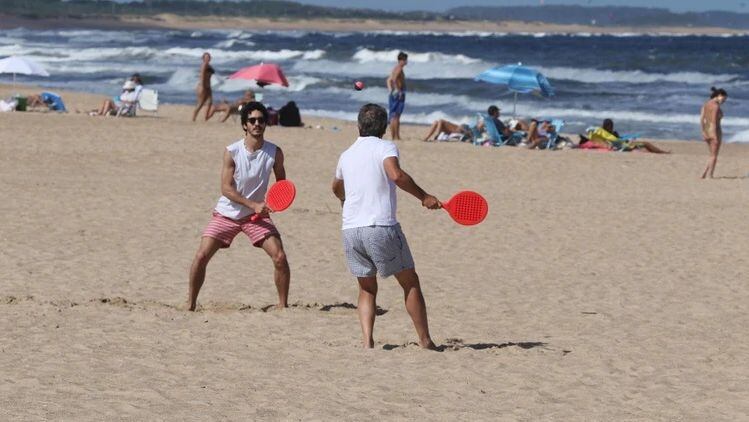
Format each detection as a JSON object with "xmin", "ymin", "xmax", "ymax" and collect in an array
[{"xmin": 228, "ymin": 63, "xmax": 289, "ymax": 87}]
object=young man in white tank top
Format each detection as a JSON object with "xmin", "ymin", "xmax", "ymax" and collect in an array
[
  {"xmin": 187, "ymin": 102, "xmax": 290, "ymax": 311},
  {"xmin": 332, "ymin": 103, "xmax": 442, "ymax": 350}
]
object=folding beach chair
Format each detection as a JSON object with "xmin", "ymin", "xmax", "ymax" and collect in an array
[
  {"xmin": 138, "ymin": 88, "xmax": 159, "ymax": 115},
  {"xmin": 472, "ymin": 113, "xmax": 524, "ymax": 147},
  {"xmin": 544, "ymin": 119, "xmax": 565, "ymax": 150}
]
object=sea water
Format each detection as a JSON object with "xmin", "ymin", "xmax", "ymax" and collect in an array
[{"xmin": 1, "ymin": 27, "xmax": 747, "ymax": 141}]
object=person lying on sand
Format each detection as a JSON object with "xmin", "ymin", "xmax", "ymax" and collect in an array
[
  {"xmin": 422, "ymin": 119, "xmax": 472, "ymax": 142},
  {"xmin": 580, "ymin": 119, "xmax": 670, "ymax": 154},
  {"xmin": 207, "ymin": 90, "xmax": 256, "ymax": 123}
]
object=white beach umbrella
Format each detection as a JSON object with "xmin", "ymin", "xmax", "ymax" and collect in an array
[{"xmin": 0, "ymin": 56, "xmax": 50, "ymax": 88}]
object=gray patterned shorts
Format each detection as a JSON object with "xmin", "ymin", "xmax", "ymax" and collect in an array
[{"xmin": 342, "ymin": 224, "xmax": 415, "ymax": 278}]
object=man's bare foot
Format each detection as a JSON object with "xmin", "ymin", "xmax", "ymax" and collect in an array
[
  {"xmin": 184, "ymin": 301, "xmax": 197, "ymax": 312},
  {"xmin": 420, "ymin": 338, "xmax": 437, "ymax": 350},
  {"xmin": 363, "ymin": 338, "xmax": 374, "ymax": 349}
]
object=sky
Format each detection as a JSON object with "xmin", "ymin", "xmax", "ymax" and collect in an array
[{"xmin": 289, "ymin": 0, "xmax": 748, "ymax": 13}]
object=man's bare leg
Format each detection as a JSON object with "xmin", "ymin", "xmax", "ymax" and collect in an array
[
  {"xmin": 187, "ymin": 236, "xmax": 223, "ymax": 311},
  {"xmin": 261, "ymin": 235, "xmax": 290, "ymax": 308},
  {"xmin": 394, "ymin": 268, "xmax": 436, "ymax": 350},
  {"xmin": 357, "ymin": 276, "xmax": 378, "ymax": 348},
  {"xmin": 390, "ymin": 116, "xmax": 401, "ymax": 140},
  {"xmin": 422, "ymin": 120, "xmax": 440, "ymax": 141},
  {"xmin": 641, "ymin": 142, "xmax": 670, "ymax": 154}
]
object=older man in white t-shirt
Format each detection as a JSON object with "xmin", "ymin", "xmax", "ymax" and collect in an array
[{"xmin": 332, "ymin": 103, "xmax": 441, "ymax": 350}]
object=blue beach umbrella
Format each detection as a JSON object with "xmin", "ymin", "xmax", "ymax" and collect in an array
[{"xmin": 475, "ymin": 63, "xmax": 554, "ymax": 117}]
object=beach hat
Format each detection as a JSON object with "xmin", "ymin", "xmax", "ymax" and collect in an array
[{"xmin": 122, "ymin": 80, "xmax": 136, "ymax": 90}]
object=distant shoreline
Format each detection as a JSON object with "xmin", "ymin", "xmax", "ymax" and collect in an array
[{"xmin": 1, "ymin": 13, "xmax": 747, "ymax": 36}]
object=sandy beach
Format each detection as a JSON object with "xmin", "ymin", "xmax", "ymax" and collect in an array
[
  {"xmin": 1, "ymin": 86, "xmax": 748, "ymax": 420},
  {"xmin": 2, "ymin": 13, "xmax": 747, "ymax": 36}
]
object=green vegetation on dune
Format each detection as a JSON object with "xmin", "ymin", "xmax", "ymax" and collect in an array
[{"xmin": 1, "ymin": 0, "xmax": 440, "ymax": 21}]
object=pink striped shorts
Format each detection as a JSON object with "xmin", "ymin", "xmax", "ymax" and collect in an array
[{"xmin": 202, "ymin": 211, "xmax": 280, "ymax": 248}]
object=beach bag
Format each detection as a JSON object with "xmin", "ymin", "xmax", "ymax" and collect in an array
[
  {"xmin": 267, "ymin": 107, "xmax": 279, "ymax": 126},
  {"xmin": 279, "ymin": 101, "xmax": 303, "ymax": 127}
]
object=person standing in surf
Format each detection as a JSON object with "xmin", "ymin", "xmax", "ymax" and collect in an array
[
  {"xmin": 386, "ymin": 51, "xmax": 408, "ymax": 141},
  {"xmin": 700, "ymin": 87, "xmax": 728, "ymax": 179},
  {"xmin": 192, "ymin": 52, "xmax": 215, "ymax": 122}
]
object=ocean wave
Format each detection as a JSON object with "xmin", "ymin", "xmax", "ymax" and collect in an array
[
  {"xmin": 164, "ymin": 47, "xmax": 325, "ymax": 61},
  {"xmin": 214, "ymin": 75, "xmax": 322, "ymax": 93},
  {"xmin": 303, "ymin": 108, "xmax": 473, "ymax": 126},
  {"xmin": 362, "ymin": 30, "xmax": 749, "ymax": 39},
  {"xmin": 537, "ymin": 66, "xmax": 740, "ymax": 85},
  {"xmin": 507, "ymin": 105, "xmax": 749, "ymax": 128},
  {"xmin": 213, "ymin": 39, "xmax": 256, "ymax": 49},
  {"xmin": 292, "ymin": 58, "xmax": 487, "ymax": 80},
  {"xmin": 727, "ymin": 130, "xmax": 749, "ymax": 143},
  {"xmin": 352, "ymin": 48, "xmax": 480, "ymax": 64}
]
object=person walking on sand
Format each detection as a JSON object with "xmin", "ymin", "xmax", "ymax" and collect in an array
[
  {"xmin": 700, "ymin": 87, "xmax": 728, "ymax": 179},
  {"xmin": 332, "ymin": 103, "xmax": 441, "ymax": 350},
  {"xmin": 187, "ymin": 102, "xmax": 290, "ymax": 311},
  {"xmin": 192, "ymin": 52, "xmax": 215, "ymax": 122},
  {"xmin": 386, "ymin": 51, "xmax": 408, "ymax": 140}
]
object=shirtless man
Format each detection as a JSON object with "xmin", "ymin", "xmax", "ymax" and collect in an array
[
  {"xmin": 700, "ymin": 87, "xmax": 728, "ymax": 179},
  {"xmin": 386, "ymin": 51, "xmax": 408, "ymax": 141}
]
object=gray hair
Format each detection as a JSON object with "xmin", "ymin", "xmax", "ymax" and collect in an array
[{"xmin": 357, "ymin": 103, "xmax": 388, "ymax": 137}]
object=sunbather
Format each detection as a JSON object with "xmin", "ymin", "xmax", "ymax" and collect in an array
[
  {"xmin": 93, "ymin": 80, "xmax": 139, "ymax": 116},
  {"xmin": 422, "ymin": 119, "xmax": 471, "ymax": 142},
  {"xmin": 581, "ymin": 119, "xmax": 670, "ymax": 154},
  {"xmin": 26, "ymin": 92, "xmax": 67, "ymax": 112},
  {"xmin": 207, "ymin": 90, "xmax": 256, "ymax": 123},
  {"xmin": 522, "ymin": 119, "xmax": 556, "ymax": 149}
]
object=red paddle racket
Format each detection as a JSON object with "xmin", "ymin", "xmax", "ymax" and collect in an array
[
  {"xmin": 441, "ymin": 191, "xmax": 488, "ymax": 226},
  {"xmin": 251, "ymin": 180, "xmax": 296, "ymax": 221}
]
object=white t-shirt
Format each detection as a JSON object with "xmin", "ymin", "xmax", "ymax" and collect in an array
[{"xmin": 335, "ymin": 136, "xmax": 399, "ymax": 229}]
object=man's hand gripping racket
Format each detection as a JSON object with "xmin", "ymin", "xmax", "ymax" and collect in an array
[{"xmin": 250, "ymin": 180, "xmax": 296, "ymax": 221}]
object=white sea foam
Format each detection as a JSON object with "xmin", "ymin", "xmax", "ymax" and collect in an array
[
  {"xmin": 727, "ymin": 129, "xmax": 749, "ymax": 143},
  {"xmin": 352, "ymin": 48, "xmax": 480, "ymax": 64},
  {"xmin": 164, "ymin": 47, "xmax": 325, "ymax": 62},
  {"xmin": 213, "ymin": 39, "xmax": 256, "ymax": 49},
  {"xmin": 292, "ymin": 58, "xmax": 487, "ymax": 80},
  {"xmin": 214, "ymin": 75, "xmax": 322, "ymax": 93},
  {"xmin": 538, "ymin": 66, "xmax": 739, "ymax": 85},
  {"xmin": 361, "ymin": 30, "xmax": 749, "ymax": 38}
]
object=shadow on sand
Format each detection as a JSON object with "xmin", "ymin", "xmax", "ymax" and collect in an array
[{"xmin": 383, "ymin": 338, "xmax": 549, "ymax": 352}]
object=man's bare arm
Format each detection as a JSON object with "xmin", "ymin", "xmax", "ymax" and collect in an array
[
  {"xmin": 273, "ymin": 147, "xmax": 287, "ymax": 182},
  {"xmin": 383, "ymin": 157, "xmax": 440, "ymax": 209},
  {"xmin": 331, "ymin": 178, "xmax": 345, "ymax": 205}
]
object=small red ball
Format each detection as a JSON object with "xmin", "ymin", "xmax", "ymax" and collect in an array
[{"xmin": 354, "ymin": 81, "xmax": 365, "ymax": 91}]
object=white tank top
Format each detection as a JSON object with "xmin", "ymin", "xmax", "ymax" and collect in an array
[{"xmin": 215, "ymin": 139, "xmax": 277, "ymax": 220}]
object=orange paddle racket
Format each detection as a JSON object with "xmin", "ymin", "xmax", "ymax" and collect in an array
[
  {"xmin": 251, "ymin": 180, "xmax": 296, "ymax": 221},
  {"xmin": 441, "ymin": 191, "xmax": 488, "ymax": 226}
]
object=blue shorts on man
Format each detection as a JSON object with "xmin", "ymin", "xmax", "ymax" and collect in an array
[{"xmin": 388, "ymin": 91, "xmax": 405, "ymax": 121}]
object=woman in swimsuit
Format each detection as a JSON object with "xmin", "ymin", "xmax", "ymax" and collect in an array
[
  {"xmin": 700, "ymin": 87, "xmax": 728, "ymax": 179},
  {"xmin": 192, "ymin": 52, "xmax": 215, "ymax": 122}
]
